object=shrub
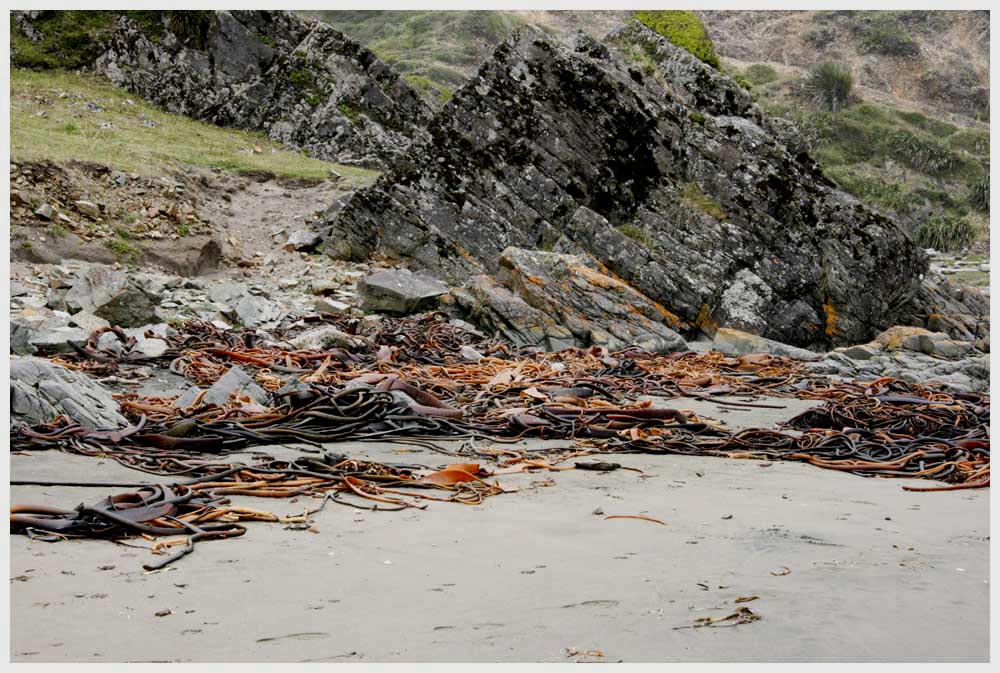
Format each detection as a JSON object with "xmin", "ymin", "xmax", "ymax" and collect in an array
[
  {"xmin": 726, "ymin": 69, "xmax": 753, "ymax": 91},
  {"xmin": 167, "ymin": 11, "xmax": 213, "ymax": 49},
  {"xmin": 634, "ymin": 10, "xmax": 720, "ymax": 69},
  {"xmin": 288, "ymin": 69, "xmax": 314, "ymax": 90},
  {"xmin": 948, "ymin": 129, "xmax": 989, "ymax": 157},
  {"xmin": 805, "ymin": 62, "xmax": 854, "ymax": 112},
  {"xmin": 912, "ymin": 214, "xmax": 976, "ymax": 251},
  {"xmin": 859, "ymin": 14, "xmax": 920, "ymax": 57},
  {"xmin": 745, "ymin": 63, "xmax": 778, "ymax": 86},
  {"xmin": 969, "ymin": 176, "xmax": 989, "ymax": 212}
]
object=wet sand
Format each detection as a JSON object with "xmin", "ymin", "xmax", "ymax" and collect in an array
[{"xmin": 9, "ymin": 397, "xmax": 989, "ymax": 662}]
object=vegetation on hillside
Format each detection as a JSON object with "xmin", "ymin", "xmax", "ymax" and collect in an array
[
  {"xmin": 634, "ymin": 10, "xmax": 720, "ymax": 69},
  {"xmin": 10, "ymin": 69, "xmax": 377, "ymax": 181},
  {"xmin": 11, "ymin": 11, "xmax": 166, "ymax": 69},
  {"xmin": 804, "ymin": 62, "xmax": 854, "ymax": 112},
  {"xmin": 759, "ymin": 93, "xmax": 988, "ymax": 244}
]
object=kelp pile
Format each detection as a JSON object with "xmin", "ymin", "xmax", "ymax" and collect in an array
[{"xmin": 11, "ymin": 313, "xmax": 989, "ymax": 567}]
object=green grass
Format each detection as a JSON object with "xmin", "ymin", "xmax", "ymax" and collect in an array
[
  {"xmin": 616, "ymin": 224, "xmax": 652, "ymax": 247},
  {"xmin": 105, "ymin": 230, "xmax": 142, "ymax": 260},
  {"xmin": 11, "ymin": 68, "xmax": 378, "ymax": 181},
  {"xmin": 680, "ymin": 183, "xmax": 726, "ymax": 220},
  {"xmin": 912, "ymin": 214, "xmax": 978, "ymax": 252}
]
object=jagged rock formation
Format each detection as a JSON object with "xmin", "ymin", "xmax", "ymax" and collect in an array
[
  {"xmin": 91, "ymin": 10, "xmax": 432, "ymax": 167},
  {"xmin": 448, "ymin": 247, "xmax": 687, "ymax": 353},
  {"xmin": 325, "ymin": 22, "xmax": 928, "ymax": 349}
]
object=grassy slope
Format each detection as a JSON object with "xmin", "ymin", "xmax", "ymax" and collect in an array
[{"xmin": 11, "ymin": 69, "xmax": 378, "ymax": 181}]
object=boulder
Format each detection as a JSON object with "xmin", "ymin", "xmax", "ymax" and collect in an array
[
  {"xmin": 64, "ymin": 266, "xmax": 162, "ymax": 327},
  {"xmin": 452, "ymin": 247, "xmax": 687, "ymax": 353},
  {"xmin": 326, "ymin": 24, "xmax": 925, "ymax": 349},
  {"xmin": 33, "ymin": 203, "xmax": 56, "ymax": 220},
  {"xmin": 10, "ymin": 307, "xmax": 68, "ymax": 355},
  {"xmin": 314, "ymin": 297, "xmax": 351, "ymax": 314},
  {"xmin": 207, "ymin": 282, "xmax": 284, "ymax": 327},
  {"xmin": 68, "ymin": 311, "xmax": 111, "ymax": 334},
  {"xmin": 10, "ymin": 357, "xmax": 128, "ymax": 428},
  {"xmin": 712, "ymin": 327, "xmax": 818, "ymax": 360},
  {"xmin": 358, "ymin": 268, "xmax": 449, "ymax": 315},
  {"xmin": 29, "ymin": 326, "xmax": 89, "ymax": 355}
]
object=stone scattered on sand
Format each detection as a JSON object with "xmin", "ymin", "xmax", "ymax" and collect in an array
[
  {"xmin": 202, "ymin": 366, "xmax": 270, "ymax": 407},
  {"xmin": 64, "ymin": 266, "xmax": 162, "ymax": 327},
  {"xmin": 811, "ymin": 325, "xmax": 988, "ymax": 392}
]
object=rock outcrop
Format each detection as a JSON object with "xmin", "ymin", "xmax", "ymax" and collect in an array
[
  {"xmin": 91, "ymin": 10, "xmax": 433, "ymax": 167},
  {"xmin": 448, "ymin": 247, "xmax": 687, "ymax": 353},
  {"xmin": 326, "ymin": 23, "xmax": 927, "ymax": 349}
]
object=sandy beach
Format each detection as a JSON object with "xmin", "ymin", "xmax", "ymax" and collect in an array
[{"xmin": 10, "ymin": 397, "xmax": 989, "ymax": 662}]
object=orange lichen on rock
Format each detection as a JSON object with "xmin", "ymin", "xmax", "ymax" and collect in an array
[
  {"xmin": 695, "ymin": 303, "xmax": 719, "ymax": 335},
  {"xmin": 823, "ymin": 298, "xmax": 840, "ymax": 338}
]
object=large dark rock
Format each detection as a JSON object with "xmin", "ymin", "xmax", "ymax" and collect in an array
[
  {"xmin": 326, "ymin": 23, "xmax": 927, "ymax": 349},
  {"xmin": 449, "ymin": 247, "xmax": 687, "ymax": 353},
  {"xmin": 92, "ymin": 11, "xmax": 432, "ymax": 168}
]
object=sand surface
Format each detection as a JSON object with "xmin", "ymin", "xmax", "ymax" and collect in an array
[{"xmin": 9, "ymin": 397, "xmax": 989, "ymax": 662}]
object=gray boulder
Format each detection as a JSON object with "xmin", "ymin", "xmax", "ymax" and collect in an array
[
  {"xmin": 64, "ymin": 266, "xmax": 162, "ymax": 327},
  {"xmin": 358, "ymin": 268, "xmax": 449, "ymax": 315},
  {"xmin": 284, "ymin": 230, "xmax": 322, "ymax": 252},
  {"xmin": 10, "ymin": 357, "xmax": 127, "ymax": 428}
]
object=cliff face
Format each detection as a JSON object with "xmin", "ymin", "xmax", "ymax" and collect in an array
[
  {"xmin": 325, "ymin": 23, "xmax": 927, "ymax": 348},
  {"xmin": 91, "ymin": 10, "xmax": 432, "ymax": 168}
]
